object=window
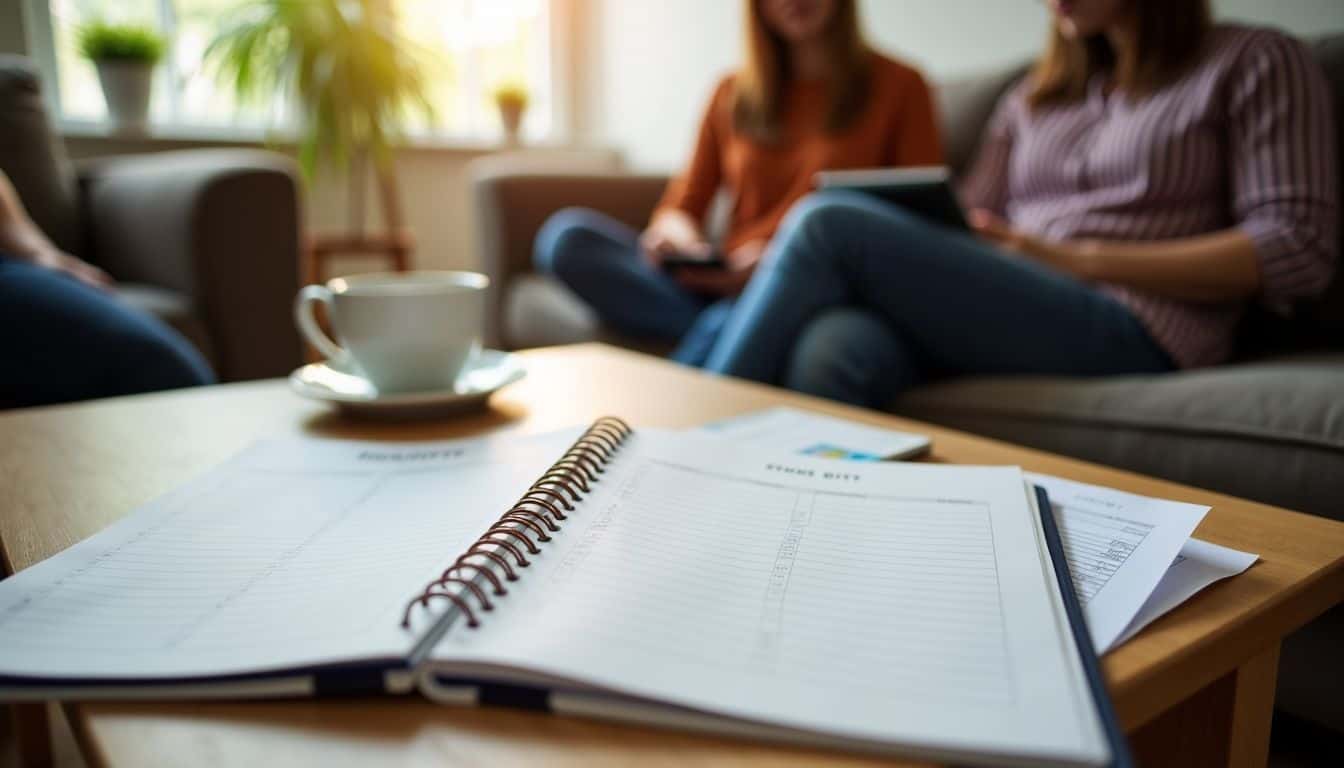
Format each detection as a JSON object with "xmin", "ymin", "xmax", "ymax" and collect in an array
[{"xmin": 33, "ymin": 0, "xmax": 556, "ymax": 143}]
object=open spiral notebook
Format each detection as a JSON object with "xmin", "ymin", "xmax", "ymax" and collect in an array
[{"xmin": 0, "ymin": 419, "xmax": 1130, "ymax": 767}]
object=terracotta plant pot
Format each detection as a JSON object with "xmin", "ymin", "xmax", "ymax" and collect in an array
[
  {"xmin": 497, "ymin": 100, "xmax": 526, "ymax": 145},
  {"xmin": 94, "ymin": 60, "xmax": 154, "ymax": 131}
]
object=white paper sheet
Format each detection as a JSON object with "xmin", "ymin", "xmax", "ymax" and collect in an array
[
  {"xmin": 702, "ymin": 407, "xmax": 930, "ymax": 459},
  {"xmin": 1023, "ymin": 473, "xmax": 1207, "ymax": 652},
  {"xmin": 1113, "ymin": 538, "xmax": 1258, "ymax": 646}
]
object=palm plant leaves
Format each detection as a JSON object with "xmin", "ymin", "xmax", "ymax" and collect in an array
[{"xmin": 206, "ymin": 0, "xmax": 437, "ymax": 179}]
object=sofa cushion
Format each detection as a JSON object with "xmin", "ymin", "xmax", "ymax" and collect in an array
[
  {"xmin": 892, "ymin": 357, "xmax": 1344, "ymax": 521},
  {"xmin": 504, "ymin": 275, "xmax": 676, "ymax": 356},
  {"xmin": 505, "ymin": 273, "xmax": 602, "ymax": 349},
  {"xmin": 0, "ymin": 55, "xmax": 81, "ymax": 257},
  {"xmin": 112, "ymin": 282, "xmax": 216, "ymax": 368}
]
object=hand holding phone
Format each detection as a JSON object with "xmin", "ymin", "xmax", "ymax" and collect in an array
[
  {"xmin": 639, "ymin": 211, "xmax": 712, "ymax": 268},
  {"xmin": 661, "ymin": 249, "xmax": 727, "ymax": 271}
]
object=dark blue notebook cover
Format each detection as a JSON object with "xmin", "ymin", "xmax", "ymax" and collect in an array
[{"xmin": 1034, "ymin": 484, "xmax": 1135, "ymax": 768}]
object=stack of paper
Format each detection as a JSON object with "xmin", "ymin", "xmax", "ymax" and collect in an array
[{"xmin": 699, "ymin": 407, "xmax": 1258, "ymax": 653}]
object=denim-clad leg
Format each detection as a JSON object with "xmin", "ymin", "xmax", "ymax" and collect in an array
[
  {"xmin": 670, "ymin": 298, "xmax": 736, "ymax": 366},
  {"xmin": 0, "ymin": 255, "xmax": 215, "ymax": 407},
  {"xmin": 533, "ymin": 207, "xmax": 709, "ymax": 341},
  {"xmin": 703, "ymin": 191, "xmax": 1173, "ymax": 403},
  {"xmin": 783, "ymin": 307, "xmax": 923, "ymax": 408}
]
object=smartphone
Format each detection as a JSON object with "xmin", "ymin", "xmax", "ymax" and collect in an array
[{"xmin": 661, "ymin": 249, "xmax": 727, "ymax": 271}]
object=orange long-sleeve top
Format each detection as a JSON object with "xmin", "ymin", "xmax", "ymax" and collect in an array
[{"xmin": 655, "ymin": 52, "xmax": 944, "ymax": 253}]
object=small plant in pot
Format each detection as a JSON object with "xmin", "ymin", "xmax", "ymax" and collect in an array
[
  {"xmin": 77, "ymin": 22, "xmax": 166, "ymax": 132},
  {"xmin": 492, "ymin": 83, "xmax": 529, "ymax": 145}
]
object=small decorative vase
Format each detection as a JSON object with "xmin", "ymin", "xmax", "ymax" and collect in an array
[
  {"xmin": 497, "ymin": 100, "xmax": 526, "ymax": 145},
  {"xmin": 93, "ymin": 60, "xmax": 154, "ymax": 132}
]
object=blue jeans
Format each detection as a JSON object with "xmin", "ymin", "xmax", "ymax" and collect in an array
[
  {"xmin": 533, "ymin": 208, "xmax": 733, "ymax": 365},
  {"xmin": 0, "ymin": 255, "xmax": 215, "ymax": 407},
  {"xmin": 702, "ymin": 192, "xmax": 1173, "ymax": 407}
]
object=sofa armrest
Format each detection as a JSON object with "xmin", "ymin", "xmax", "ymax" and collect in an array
[
  {"xmin": 471, "ymin": 161, "xmax": 668, "ymax": 348},
  {"xmin": 79, "ymin": 149, "xmax": 302, "ymax": 381}
]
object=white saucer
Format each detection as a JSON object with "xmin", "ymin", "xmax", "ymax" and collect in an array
[{"xmin": 288, "ymin": 349, "xmax": 526, "ymax": 420}]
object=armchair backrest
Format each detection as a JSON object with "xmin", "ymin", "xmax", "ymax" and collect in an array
[
  {"xmin": 0, "ymin": 55, "xmax": 82, "ymax": 257},
  {"xmin": 471, "ymin": 160, "xmax": 668, "ymax": 347}
]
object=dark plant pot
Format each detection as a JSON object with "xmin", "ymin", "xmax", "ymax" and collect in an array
[{"xmin": 94, "ymin": 60, "xmax": 154, "ymax": 132}]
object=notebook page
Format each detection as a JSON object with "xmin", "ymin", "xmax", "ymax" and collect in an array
[
  {"xmin": 428, "ymin": 433, "xmax": 1107, "ymax": 765},
  {"xmin": 0, "ymin": 429, "xmax": 579, "ymax": 682},
  {"xmin": 696, "ymin": 411, "xmax": 1210, "ymax": 654}
]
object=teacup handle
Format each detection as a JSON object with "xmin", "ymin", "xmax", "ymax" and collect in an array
[{"xmin": 294, "ymin": 285, "xmax": 348, "ymax": 363}]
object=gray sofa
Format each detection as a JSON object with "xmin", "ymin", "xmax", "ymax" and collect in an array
[
  {"xmin": 0, "ymin": 55, "xmax": 302, "ymax": 382},
  {"xmin": 473, "ymin": 35, "xmax": 1344, "ymax": 731}
]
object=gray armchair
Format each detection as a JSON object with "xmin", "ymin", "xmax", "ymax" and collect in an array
[{"xmin": 0, "ymin": 55, "xmax": 301, "ymax": 382}]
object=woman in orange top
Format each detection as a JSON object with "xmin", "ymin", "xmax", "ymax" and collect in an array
[{"xmin": 534, "ymin": 0, "xmax": 942, "ymax": 364}]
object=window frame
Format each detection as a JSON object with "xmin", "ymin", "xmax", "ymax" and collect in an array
[{"xmin": 24, "ymin": 0, "xmax": 571, "ymax": 147}]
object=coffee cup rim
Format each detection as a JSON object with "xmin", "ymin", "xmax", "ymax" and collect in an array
[{"xmin": 327, "ymin": 271, "xmax": 490, "ymax": 296}]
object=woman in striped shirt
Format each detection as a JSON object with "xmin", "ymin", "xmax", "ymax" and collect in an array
[{"xmin": 700, "ymin": 0, "xmax": 1338, "ymax": 406}]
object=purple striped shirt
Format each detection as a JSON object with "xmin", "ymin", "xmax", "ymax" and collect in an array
[{"xmin": 960, "ymin": 25, "xmax": 1338, "ymax": 368}]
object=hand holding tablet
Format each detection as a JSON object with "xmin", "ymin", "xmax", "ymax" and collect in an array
[{"xmin": 813, "ymin": 165, "xmax": 970, "ymax": 231}]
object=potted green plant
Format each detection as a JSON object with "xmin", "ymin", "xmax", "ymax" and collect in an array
[
  {"xmin": 206, "ymin": 0, "xmax": 434, "ymax": 279},
  {"xmin": 492, "ymin": 83, "xmax": 529, "ymax": 145},
  {"xmin": 76, "ymin": 22, "xmax": 166, "ymax": 131},
  {"xmin": 206, "ymin": 0, "xmax": 434, "ymax": 180}
]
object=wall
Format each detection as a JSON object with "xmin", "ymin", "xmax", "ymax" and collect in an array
[
  {"xmin": 582, "ymin": 0, "xmax": 1344, "ymax": 171},
  {"xmin": 581, "ymin": 0, "xmax": 741, "ymax": 173}
]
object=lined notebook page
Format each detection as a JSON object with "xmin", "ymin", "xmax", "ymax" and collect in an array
[
  {"xmin": 430, "ymin": 433, "xmax": 1106, "ymax": 764},
  {"xmin": 0, "ymin": 429, "xmax": 579, "ymax": 682}
]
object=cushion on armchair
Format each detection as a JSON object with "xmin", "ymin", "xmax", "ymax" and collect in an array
[
  {"xmin": 111, "ymin": 282, "xmax": 216, "ymax": 367},
  {"xmin": 80, "ymin": 149, "xmax": 302, "ymax": 381},
  {"xmin": 505, "ymin": 273, "xmax": 676, "ymax": 355},
  {"xmin": 471, "ymin": 160, "xmax": 669, "ymax": 348}
]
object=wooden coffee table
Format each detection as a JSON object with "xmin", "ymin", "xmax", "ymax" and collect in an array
[{"xmin": 3, "ymin": 343, "xmax": 1342, "ymax": 768}]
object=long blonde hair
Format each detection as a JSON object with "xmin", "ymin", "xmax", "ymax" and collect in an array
[{"xmin": 732, "ymin": 0, "xmax": 871, "ymax": 140}]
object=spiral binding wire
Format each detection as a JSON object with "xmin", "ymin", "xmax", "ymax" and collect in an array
[{"xmin": 401, "ymin": 417, "xmax": 633, "ymax": 629}]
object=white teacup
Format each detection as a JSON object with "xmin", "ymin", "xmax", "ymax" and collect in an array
[{"xmin": 294, "ymin": 271, "xmax": 489, "ymax": 394}]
